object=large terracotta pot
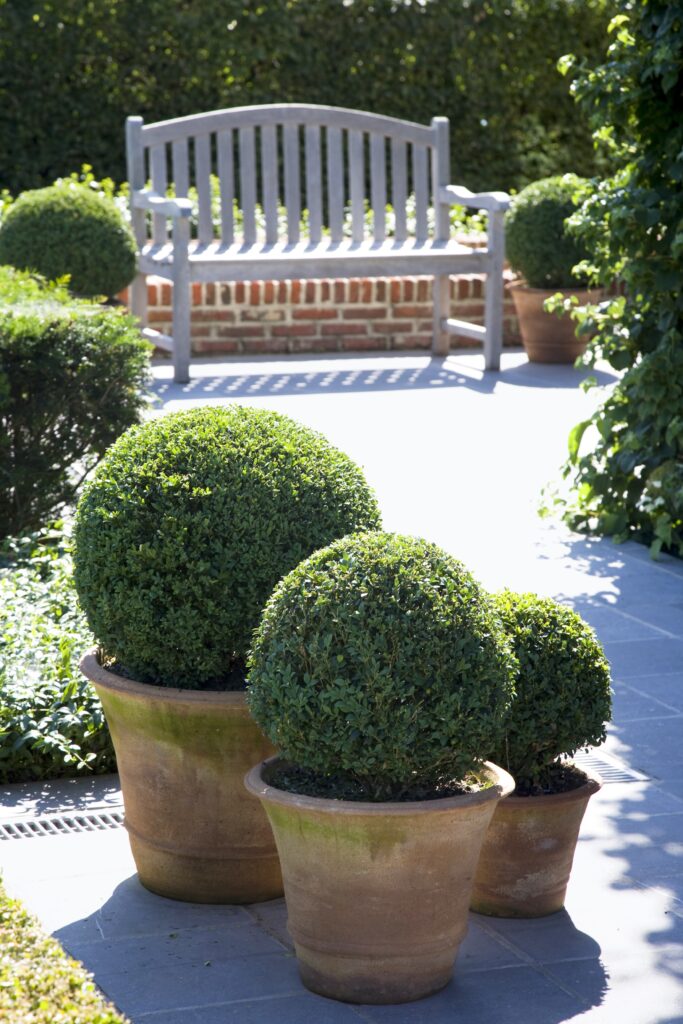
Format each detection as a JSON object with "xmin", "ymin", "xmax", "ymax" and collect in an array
[
  {"xmin": 471, "ymin": 766, "xmax": 601, "ymax": 918},
  {"xmin": 245, "ymin": 757, "xmax": 514, "ymax": 1004},
  {"xmin": 81, "ymin": 650, "xmax": 282, "ymax": 904},
  {"xmin": 508, "ymin": 280, "xmax": 602, "ymax": 364}
]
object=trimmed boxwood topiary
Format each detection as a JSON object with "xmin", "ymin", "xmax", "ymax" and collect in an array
[
  {"xmin": 488, "ymin": 591, "xmax": 612, "ymax": 791},
  {"xmin": 505, "ymin": 174, "xmax": 590, "ymax": 289},
  {"xmin": 247, "ymin": 532, "xmax": 517, "ymax": 800},
  {"xmin": 73, "ymin": 406, "xmax": 381, "ymax": 688},
  {"xmin": 0, "ymin": 184, "xmax": 136, "ymax": 298}
]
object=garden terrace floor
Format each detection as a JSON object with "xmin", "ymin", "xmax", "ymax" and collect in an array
[{"xmin": 2, "ymin": 349, "xmax": 683, "ymax": 1023}]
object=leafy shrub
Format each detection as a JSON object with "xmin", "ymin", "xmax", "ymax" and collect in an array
[
  {"xmin": 0, "ymin": 880, "xmax": 126, "ymax": 1023},
  {"xmin": 488, "ymin": 591, "xmax": 612, "ymax": 790},
  {"xmin": 557, "ymin": 3, "xmax": 683, "ymax": 557},
  {"xmin": 247, "ymin": 532, "xmax": 516, "ymax": 800},
  {"xmin": 505, "ymin": 175, "xmax": 590, "ymax": 288},
  {"xmin": 73, "ymin": 406, "xmax": 382, "ymax": 688},
  {"xmin": 0, "ymin": 526, "xmax": 115, "ymax": 784},
  {"xmin": 0, "ymin": 307, "xmax": 150, "ymax": 539},
  {"xmin": 0, "ymin": 266, "xmax": 72, "ymax": 307},
  {"xmin": 0, "ymin": 184, "xmax": 136, "ymax": 298},
  {"xmin": 0, "ymin": 1, "xmax": 612, "ymax": 196}
]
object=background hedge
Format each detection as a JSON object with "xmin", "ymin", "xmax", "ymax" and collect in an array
[{"xmin": 0, "ymin": 0, "xmax": 613, "ymax": 196}]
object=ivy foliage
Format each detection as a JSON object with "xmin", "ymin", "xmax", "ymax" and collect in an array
[
  {"xmin": 247, "ymin": 532, "xmax": 517, "ymax": 800},
  {"xmin": 73, "ymin": 406, "xmax": 381, "ymax": 688},
  {"xmin": 505, "ymin": 174, "xmax": 591, "ymax": 288},
  {"xmin": 0, "ymin": 526, "xmax": 115, "ymax": 784},
  {"xmin": 0, "ymin": 302, "xmax": 151, "ymax": 540},
  {"xmin": 0, "ymin": 1, "xmax": 612, "ymax": 195},
  {"xmin": 558, "ymin": 2, "xmax": 683, "ymax": 556},
  {"xmin": 486, "ymin": 591, "xmax": 612, "ymax": 791}
]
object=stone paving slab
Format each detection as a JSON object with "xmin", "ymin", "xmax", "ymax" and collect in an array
[{"xmin": 2, "ymin": 350, "xmax": 683, "ymax": 1022}]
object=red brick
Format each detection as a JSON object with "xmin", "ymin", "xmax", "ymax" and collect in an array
[
  {"xmin": 146, "ymin": 282, "xmax": 157, "ymax": 305},
  {"xmin": 250, "ymin": 282, "xmax": 260, "ymax": 305},
  {"xmin": 235, "ymin": 282, "xmax": 246, "ymax": 303},
  {"xmin": 341, "ymin": 306, "xmax": 386, "ymax": 320},
  {"xmin": 372, "ymin": 321, "xmax": 413, "ymax": 334},
  {"xmin": 342, "ymin": 337, "xmax": 388, "ymax": 351},
  {"xmin": 161, "ymin": 283, "xmax": 172, "ymax": 306},
  {"xmin": 264, "ymin": 281, "xmax": 275, "ymax": 304},
  {"xmin": 376, "ymin": 280, "xmax": 386, "ymax": 302},
  {"xmin": 322, "ymin": 323, "xmax": 367, "ymax": 336},
  {"xmin": 321, "ymin": 281, "xmax": 331, "ymax": 301},
  {"xmin": 293, "ymin": 308, "xmax": 338, "ymax": 320},
  {"xmin": 272, "ymin": 324, "xmax": 317, "ymax": 338},
  {"xmin": 390, "ymin": 279, "xmax": 401, "ymax": 303},
  {"xmin": 392, "ymin": 334, "xmax": 431, "ymax": 349},
  {"xmin": 456, "ymin": 277, "xmax": 471, "ymax": 300},
  {"xmin": 452, "ymin": 303, "xmax": 485, "ymax": 319},
  {"xmin": 206, "ymin": 283, "xmax": 217, "ymax": 305},
  {"xmin": 349, "ymin": 279, "xmax": 360, "ymax": 303},
  {"xmin": 305, "ymin": 281, "xmax": 316, "ymax": 303},
  {"xmin": 216, "ymin": 325, "xmax": 265, "ymax": 338},
  {"xmin": 417, "ymin": 278, "xmax": 430, "ymax": 302},
  {"xmin": 471, "ymin": 276, "xmax": 484, "ymax": 299},
  {"xmin": 149, "ymin": 311, "xmax": 173, "ymax": 323},
  {"xmin": 403, "ymin": 280, "xmax": 414, "ymax": 301},
  {"xmin": 243, "ymin": 339, "xmax": 289, "ymax": 353},
  {"xmin": 361, "ymin": 279, "xmax": 372, "ymax": 303},
  {"xmin": 290, "ymin": 280, "xmax": 301, "ymax": 303},
  {"xmin": 193, "ymin": 310, "xmax": 235, "ymax": 322},
  {"xmin": 334, "ymin": 281, "xmax": 345, "ymax": 303},
  {"xmin": 289, "ymin": 336, "xmax": 340, "ymax": 353},
  {"xmin": 221, "ymin": 284, "xmax": 232, "ymax": 304},
  {"xmin": 194, "ymin": 340, "xmax": 240, "ymax": 354},
  {"xmin": 395, "ymin": 304, "xmax": 432, "ymax": 318},
  {"xmin": 277, "ymin": 281, "xmax": 288, "ymax": 303},
  {"xmin": 118, "ymin": 287, "xmax": 129, "ymax": 304}
]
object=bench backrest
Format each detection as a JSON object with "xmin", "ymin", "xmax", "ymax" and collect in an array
[{"xmin": 127, "ymin": 104, "xmax": 450, "ymax": 248}]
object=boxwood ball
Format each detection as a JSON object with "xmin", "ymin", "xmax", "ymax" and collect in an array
[
  {"xmin": 247, "ymin": 532, "xmax": 517, "ymax": 794},
  {"xmin": 73, "ymin": 406, "xmax": 381, "ymax": 687}
]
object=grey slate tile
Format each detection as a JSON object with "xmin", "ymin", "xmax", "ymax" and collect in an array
[
  {"xmin": 603, "ymin": 639, "xmax": 683, "ymax": 679},
  {"xmin": 136, "ymin": 993, "xmax": 367, "ymax": 1023}
]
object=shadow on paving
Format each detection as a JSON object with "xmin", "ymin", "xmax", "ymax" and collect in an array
[{"xmin": 149, "ymin": 355, "xmax": 618, "ymax": 403}]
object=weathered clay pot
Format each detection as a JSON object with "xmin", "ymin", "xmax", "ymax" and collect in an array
[
  {"xmin": 508, "ymin": 280, "xmax": 602, "ymax": 363},
  {"xmin": 471, "ymin": 766, "xmax": 601, "ymax": 918},
  {"xmin": 81, "ymin": 650, "xmax": 282, "ymax": 904},
  {"xmin": 245, "ymin": 757, "xmax": 514, "ymax": 1004}
]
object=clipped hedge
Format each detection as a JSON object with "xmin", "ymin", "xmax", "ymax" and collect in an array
[
  {"xmin": 0, "ymin": 305, "xmax": 150, "ymax": 539},
  {"xmin": 0, "ymin": 527, "xmax": 115, "ymax": 784},
  {"xmin": 489, "ymin": 591, "xmax": 612, "ymax": 790},
  {"xmin": 0, "ymin": 881, "xmax": 128, "ymax": 1024},
  {"xmin": 74, "ymin": 406, "xmax": 382, "ymax": 687},
  {"xmin": 247, "ymin": 532, "xmax": 516, "ymax": 800},
  {"xmin": 0, "ymin": 1, "xmax": 613, "ymax": 195},
  {"xmin": 505, "ymin": 174, "xmax": 590, "ymax": 288},
  {"xmin": 0, "ymin": 184, "xmax": 136, "ymax": 298}
]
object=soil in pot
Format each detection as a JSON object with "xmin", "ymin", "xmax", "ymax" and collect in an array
[
  {"xmin": 471, "ymin": 764, "xmax": 602, "ymax": 918},
  {"xmin": 246, "ymin": 757, "xmax": 515, "ymax": 1004},
  {"xmin": 81, "ymin": 650, "xmax": 283, "ymax": 904}
]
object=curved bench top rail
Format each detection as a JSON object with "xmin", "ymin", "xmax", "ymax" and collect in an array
[{"xmin": 134, "ymin": 104, "xmax": 437, "ymax": 149}]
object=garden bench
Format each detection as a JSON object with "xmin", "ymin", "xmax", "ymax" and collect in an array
[{"xmin": 126, "ymin": 104, "xmax": 510, "ymax": 383}]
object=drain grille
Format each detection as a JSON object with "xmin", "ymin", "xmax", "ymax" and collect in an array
[
  {"xmin": 572, "ymin": 749, "xmax": 649, "ymax": 783},
  {"xmin": 0, "ymin": 809, "xmax": 124, "ymax": 840}
]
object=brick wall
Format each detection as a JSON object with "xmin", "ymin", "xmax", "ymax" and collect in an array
[{"xmin": 135, "ymin": 272, "xmax": 521, "ymax": 355}]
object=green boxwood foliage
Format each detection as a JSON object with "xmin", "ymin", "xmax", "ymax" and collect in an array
[
  {"xmin": 0, "ymin": 184, "xmax": 136, "ymax": 298},
  {"xmin": 505, "ymin": 174, "xmax": 590, "ymax": 288},
  {"xmin": 0, "ymin": 881, "xmax": 127, "ymax": 1024},
  {"xmin": 488, "ymin": 591, "xmax": 612, "ymax": 790},
  {"xmin": 0, "ymin": 1, "xmax": 612, "ymax": 196},
  {"xmin": 0, "ymin": 526, "xmax": 114, "ymax": 784},
  {"xmin": 0, "ymin": 306, "xmax": 150, "ymax": 540},
  {"xmin": 73, "ymin": 406, "xmax": 381, "ymax": 688},
  {"xmin": 557, "ymin": 3, "xmax": 683, "ymax": 557},
  {"xmin": 247, "ymin": 532, "xmax": 517, "ymax": 800}
]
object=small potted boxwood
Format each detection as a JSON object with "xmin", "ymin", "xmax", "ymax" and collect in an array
[
  {"xmin": 471, "ymin": 591, "xmax": 612, "ymax": 918},
  {"xmin": 245, "ymin": 532, "xmax": 516, "ymax": 1004},
  {"xmin": 506, "ymin": 174, "xmax": 598, "ymax": 363},
  {"xmin": 74, "ymin": 405, "xmax": 381, "ymax": 903}
]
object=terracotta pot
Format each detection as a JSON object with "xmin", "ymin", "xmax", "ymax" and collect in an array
[
  {"xmin": 471, "ymin": 766, "xmax": 601, "ymax": 918},
  {"xmin": 81, "ymin": 650, "xmax": 282, "ymax": 904},
  {"xmin": 245, "ymin": 757, "xmax": 514, "ymax": 1004},
  {"xmin": 508, "ymin": 280, "xmax": 602, "ymax": 364}
]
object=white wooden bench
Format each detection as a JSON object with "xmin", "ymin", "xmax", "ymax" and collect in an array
[{"xmin": 126, "ymin": 104, "xmax": 510, "ymax": 383}]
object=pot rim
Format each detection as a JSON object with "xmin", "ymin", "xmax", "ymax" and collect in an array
[
  {"xmin": 507, "ymin": 278, "xmax": 602, "ymax": 297},
  {"xmin": 244, "ymin": 755, "xmax": 515, "ymax": 817},
  {"xmin": 80, "ymin": 647, "xmax": 248, "ymax": 707},
  {"xmin": 501, "ymin": 764, "xmax": 602, "ymax": 806}
]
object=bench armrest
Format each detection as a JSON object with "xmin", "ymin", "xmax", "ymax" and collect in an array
[
  {"xmin": 131, "ymin": 189, "xmax": 193, "ymax": 219},
  {"xmin": 439, "ymin": 185, "xmax": 510, "ymax": 214}
]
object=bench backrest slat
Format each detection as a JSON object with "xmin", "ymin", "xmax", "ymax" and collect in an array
[
  {"xmin": 129, "ymin": 105, "xmax": 448, "ymax": 249},
  {"xmin": 216, "ymin": 130, "xmax": 235, "ymax": 246}
]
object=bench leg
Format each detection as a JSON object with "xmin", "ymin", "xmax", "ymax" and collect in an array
[
  {"xmin": 432, "ymin": 275, "xmax": 450, "ymax": 356},
  {"xmin": 172, "ymin": 218, "xmax": 191, "ymax": 385},
  {"xmin": 130, "ymin": 272, "xmax": 148, "ymax": 329},
  {"xmin": 483, "ymin": 211, "xmax": 506, "ymax": 371}
]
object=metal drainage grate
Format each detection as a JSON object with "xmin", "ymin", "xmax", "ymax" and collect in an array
[
  {"xmin": 572, "ymin": 749, "xmax": 649, "ymax": 784},
  {"xmin": 0, "ymin": 809, "xmax": 125, "ymax": 840}
]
